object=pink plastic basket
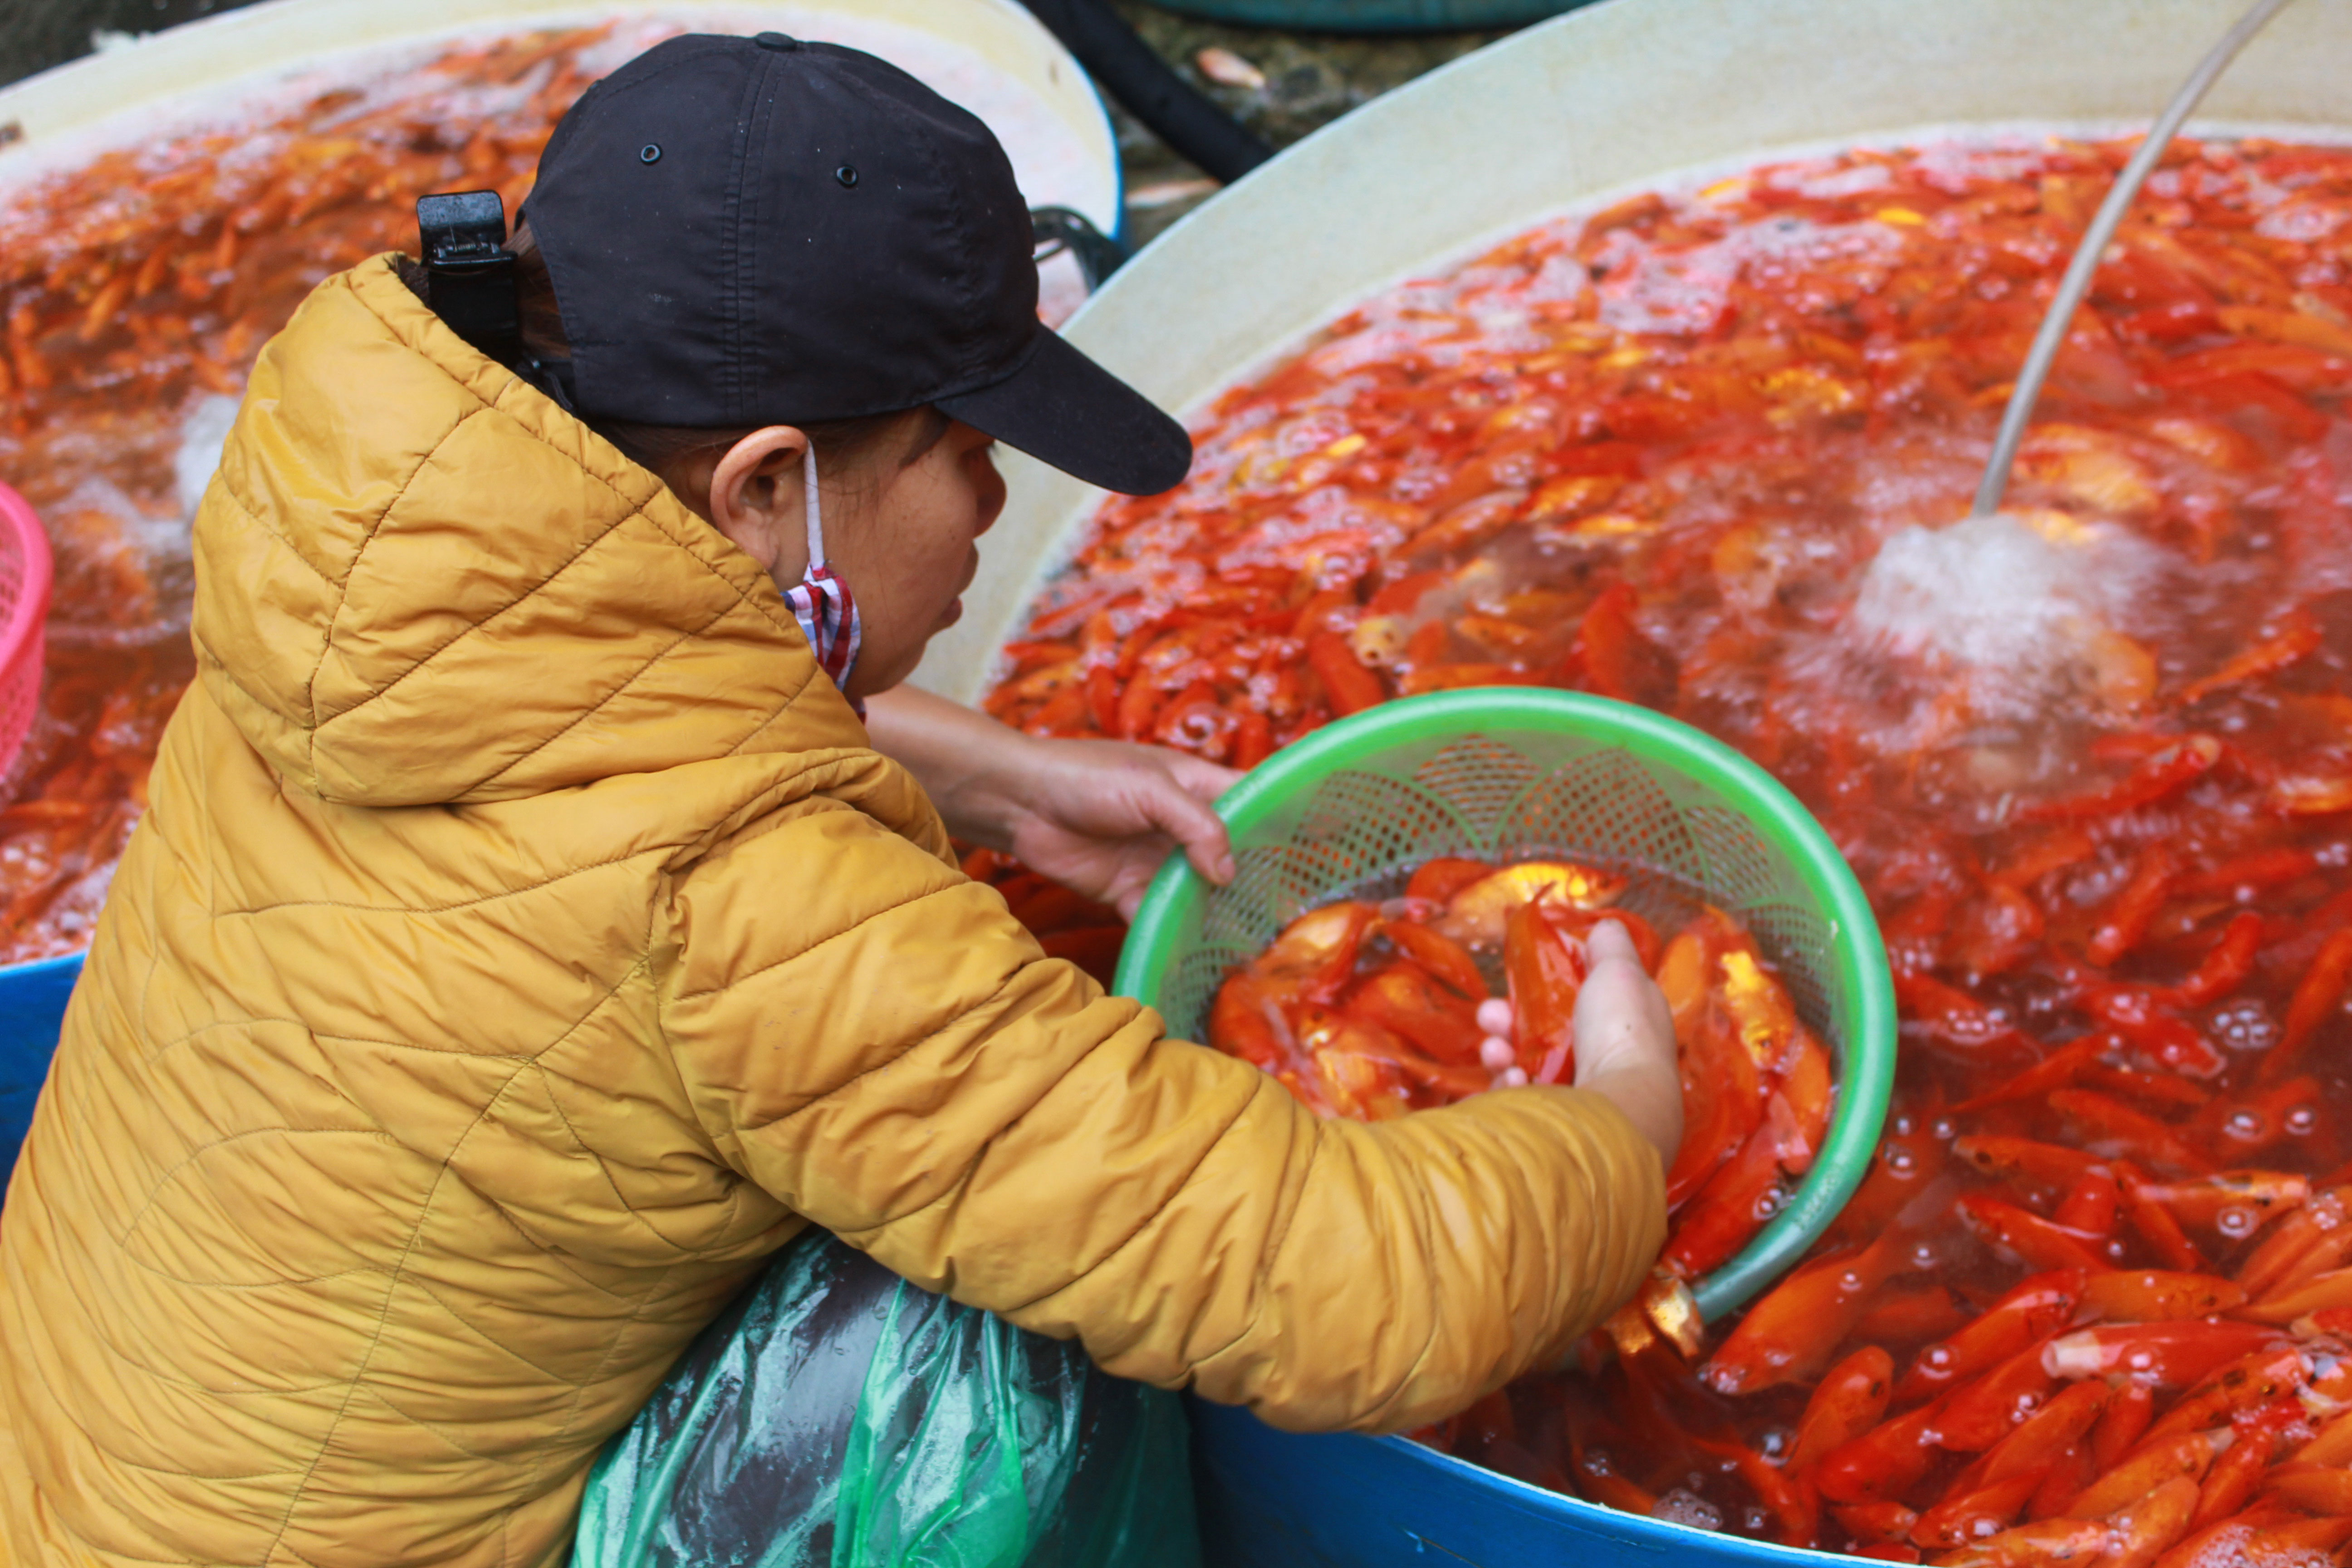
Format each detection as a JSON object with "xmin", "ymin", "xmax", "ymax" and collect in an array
[{"xmin": 0, "ymin": 483, "xmax": 54, "ymax": 780}]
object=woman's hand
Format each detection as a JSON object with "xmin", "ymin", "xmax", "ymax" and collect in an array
[
  {"xmin": 1571, "ymin": 920, "xmax": 1685, "ymax": 1170},
  {"xmin": 862, "ymin": 686, "xmax": 1239, "ymax": 919},
  {"xmin": 999, "ymin": 738, "xmax": 1240, "ymax": 918}
]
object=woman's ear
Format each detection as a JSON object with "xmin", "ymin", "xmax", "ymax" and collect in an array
[{"xmin": 706, "ymin": 426, "xmax": 810, "ymax": 579}]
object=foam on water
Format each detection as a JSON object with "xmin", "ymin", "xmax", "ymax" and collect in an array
[
  {"xmin": 1847, "ymin": 511, "xmax": 2167, "ymax": 720},
  {"xmin": 1596, "ymin": 216, "xmax": 1906, "ymax": 338}
]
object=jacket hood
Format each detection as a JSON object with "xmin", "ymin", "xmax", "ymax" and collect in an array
[{"xmin": 191, "ymin": 257, "xmax": 867, "ymax": 808}]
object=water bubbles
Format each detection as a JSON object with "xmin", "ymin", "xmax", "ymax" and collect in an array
[
  {"xmin": 1912, "ymin": 1241, "xmax": 1941, "ymax": 1271},
  {"xmin": 2287, "ymin": 1105, "xmax": 2319, "ymax": 1137},
  {"xmin": 1847, "ymin": 512, "xmax": 2169, "ymax": 722},
  {"xmin": 1931, "ymin": 1117, "xmax": 1957, "ymax": 1142},
  {"xmin": 2256, "ymin": 200, "xmax": 2348, "ymax": 243},
  {"xmin": 1779, "ymin": 160, "xmax": 1894, "ymax": 200},
  {"xmin": 2223, "ymin": 1108, "xmax": 2268, "ymax": 1145},
  {"xmin": 1652, "ymin": 1489, "xmax": 1724, "ymax": 1532},
  {"xmin": 1883, "ymin": 1145, "xmax": 1920, "ymax": 1177},
  {"xmin": 1758, "ymin": 1426, "xmax": 1794, "ymax": 1464},
  {"xmin": 1743, "ymin": 1506, "xmax": 1772, "ymax": 1535},
  {"xmin": 2208, "ymin": 999, "xmax": 2278, "ymax": 1055},
  {"xmin": 2217, "ymin": 1205, "xmax": 2261, "ymax": 1240}
]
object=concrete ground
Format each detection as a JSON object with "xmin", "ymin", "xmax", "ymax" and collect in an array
[
  {"xmin": 0, "ymin": 0, "xmax": 1514, "ymax": 252},
  {"xmin": 0, "ymin": 0, "xmax": 248, "ymax": 89}
]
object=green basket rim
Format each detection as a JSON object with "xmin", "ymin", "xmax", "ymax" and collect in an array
[{"xmin": 1112, "ymin": 688, "xmax": 1896, "ymax": 1321}]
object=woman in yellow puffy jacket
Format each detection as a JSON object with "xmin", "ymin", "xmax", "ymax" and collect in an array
[{"xmin": 0, "ymin": 32, "xmax": 1681, "ymax": 1568}]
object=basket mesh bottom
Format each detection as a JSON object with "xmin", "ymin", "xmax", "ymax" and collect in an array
[{"xmin": 1162, "ymin": 730, "xmax": 1847, "ymax": 1070}]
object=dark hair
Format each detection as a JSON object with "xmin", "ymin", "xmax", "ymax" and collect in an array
[{"xmin": 394, "ymin": 229, "xmax": 942, "ymax": 488}]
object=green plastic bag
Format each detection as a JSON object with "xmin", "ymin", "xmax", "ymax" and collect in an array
[{"xmin": 573, "ymin": 1230, "xmax": 1202, "ymax": 1568}]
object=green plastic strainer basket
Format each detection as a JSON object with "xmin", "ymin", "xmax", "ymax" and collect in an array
[{"xmin": 1113, "ymin": 688, "xmax": 1896, "ymax": 1321}]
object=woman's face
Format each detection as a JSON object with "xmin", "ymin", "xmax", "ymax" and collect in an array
[
  {"xmin": 830, "ymin": 418, "xmax": 1005, "ymax": 696},
  {"xmin": 693, "ymin": 415, "xmax": 1006, "ymax": 701}
]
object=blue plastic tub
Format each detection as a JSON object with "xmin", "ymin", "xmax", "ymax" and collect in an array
[
  {"xmin": 0, "ymin": 953, "xmax": 78, "ymax": 1185},
  {"xmin": 1189, "ymin": 1396, "xmax": 1834, "ymax": 1567}
]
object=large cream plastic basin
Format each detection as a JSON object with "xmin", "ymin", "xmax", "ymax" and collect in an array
[{"xmin": 915, "ymin": 0, "xmax": 2352, "ymax": 703}]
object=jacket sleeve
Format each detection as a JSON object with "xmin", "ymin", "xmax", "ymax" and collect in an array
[{"xmin": 654, "ymin": 798, "xmax": 1668, "ymax": 1435}]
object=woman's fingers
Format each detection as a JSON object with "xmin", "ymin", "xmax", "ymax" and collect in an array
[
  {"xmin": 1161, "ymin": 750, "xmax": 1242, "ymax": 806},
  {"xmin": 1132, "ymin": 755, "xmax": 1237, "ymax": 885},
  {"xmin": 1587, "ymin": 917, "xmax": 1640, "ymax": 970},
  {"xmin": 997, "ymin": 739, "xmax": 1239, "ymax": 911},
  {"xmin": 1107, "ymin": 855, "xmax": 1165, "ymax": 921},
  {"xmin": 1572, "ymin": 921, "xmax": 1686, "ymax": 1165},
  {"xmin": 1573, "ymin": 921, "xmax": 1677, "ymax": 1079}
]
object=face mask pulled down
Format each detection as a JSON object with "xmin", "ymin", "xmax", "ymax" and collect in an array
[{"xmin": 783, "ymin": 443, "xmax": 863, "ymax": 717}]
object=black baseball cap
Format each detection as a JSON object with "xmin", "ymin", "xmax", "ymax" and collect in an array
[{"xmin": 519, "ymin": 32, "xmax": 1191, "ymax": 496}]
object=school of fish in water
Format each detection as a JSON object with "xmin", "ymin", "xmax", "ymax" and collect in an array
[
  {"xmin": 1202, "ymin": 859, "xmax": 1833, "ymax": 1292},
  {"xmin": 7, "ymin": 18, "xmax": 2352, "ymax": 1560},
  {"xmin": 981, "ymin": 134, "xmax": 2352, "ymax": 1565}
]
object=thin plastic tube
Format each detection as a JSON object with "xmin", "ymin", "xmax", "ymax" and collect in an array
[
  {"xmin": 1972, "ymin": 0, "xmax": 2300, "ymax": 518},
  {"xmin": 1017, "ymin": 0, "xmax": 1274, "ymax": 186}
]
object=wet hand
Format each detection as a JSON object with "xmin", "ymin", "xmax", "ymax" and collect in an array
[{"xmin": 1572, "ymin": 920, "xmax": 1684, "ymax": 1169}]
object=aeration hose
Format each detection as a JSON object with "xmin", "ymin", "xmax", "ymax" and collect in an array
[
  {"xmin": 1973, "ymin": 0, "xmax": 2301, "ymax": 516},
  {"xmin": 1019, "ymin": 0, "xmax": 1275, "ymax": 186}
]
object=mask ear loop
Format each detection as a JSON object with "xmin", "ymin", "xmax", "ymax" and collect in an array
[
  {"xmin": 803, "ymin": 441, "xmax": 825, "ymax": 568},
  {"xmin": 785, "ymin": 438, "xmax": 865, "ymax": 718}
]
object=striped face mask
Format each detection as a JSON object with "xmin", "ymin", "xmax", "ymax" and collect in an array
[{"xmin": 783, "ymin": 442, "xmax": 863, "ymax": 716}]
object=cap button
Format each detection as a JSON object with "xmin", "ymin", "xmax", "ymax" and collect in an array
[{"xmin": 754, "ymin": 32, "xmax": 799, "ymax": 50}]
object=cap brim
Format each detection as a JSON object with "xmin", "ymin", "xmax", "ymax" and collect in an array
[{"xmin": 936, "ymin": 327, "xmax": 1193, "ymax": 496}]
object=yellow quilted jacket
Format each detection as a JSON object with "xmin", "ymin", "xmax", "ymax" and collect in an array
[{"xmin": 0, "ymin": 256, "xmax": 1667, "ymax": 1567}]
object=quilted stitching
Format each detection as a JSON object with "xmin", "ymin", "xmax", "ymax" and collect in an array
[
  {"xmin": 305, "ymin": 402, "xmax": 492, "ymax": 733},
  {"xmin": 191, "ymin": 262, "xmax": 852, "ymax": 813},
  {"xmin": 459, "ymin": 604, "xmax": 741, "ymax": 800}
]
